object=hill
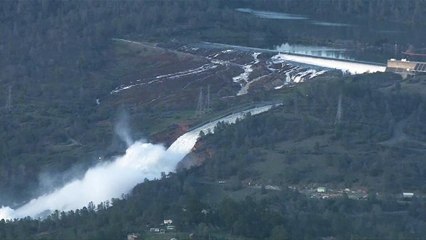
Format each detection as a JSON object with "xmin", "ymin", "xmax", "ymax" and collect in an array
[
  {"xmin": 1, "ymin": 1, "xmax": 426, "ymax": 239},
  {"xmin": 2, "ymin": 73, "xmax": 426, "ymax": 240},
  {"xmin": 2, "ymin": 0, "xmax": 426, "ymax": 204}
]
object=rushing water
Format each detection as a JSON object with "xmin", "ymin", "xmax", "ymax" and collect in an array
[
  {"xmin": 271, "ymin": 53, "xmax": 385, "ymax": 74},
  {"xmin": 274, "ymin": 43, "xmax": 352, "ymax": 60},
  {"xmin": 236, "ymin": 8, "xmax": 308, "ymax": 20},
  {"xmin": 0, "ymin": 105, "xmax": 276, "ymax": 220}
]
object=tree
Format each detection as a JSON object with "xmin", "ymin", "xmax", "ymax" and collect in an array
[{"xmin": 269, "ymin": 225, "xmax": 289, "ymax": 240}]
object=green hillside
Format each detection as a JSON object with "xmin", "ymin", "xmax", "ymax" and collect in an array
[
  {"xmin": 195, "ymin": 73, "xmax": 426, "ymax": 194},
  {"xmin": 2, "ymin": 73, "xmax": 426, "ymax": 240},
  {"xmin": 1, "ymin": 1, "xmax": 426, "ymax": 239}
]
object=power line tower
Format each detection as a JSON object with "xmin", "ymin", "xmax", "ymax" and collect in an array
[
  {"xmin": 335, "ymin": 93, "xmax": 343, "ymax": 125},
  {"xmin": 394, "ymin": 43, "xmax": 398, "ymax": 59},
  {"xmin": 206, "ymin": 85, "xmax": 211, "ymax": 111},
  {"xmin": 294, "ymin": 92, "xmax": 299, "ymax": 116},
  {"xmin": 196, "ymin": 87, "xmax": 204, "ymax": 117},
  {"xmin": 196, "ymin": 85, "xmax": 212, "ymax": 117},
  {"xmin": 5, "ymin": 85, "xmax": 12, "ymax": 112}
]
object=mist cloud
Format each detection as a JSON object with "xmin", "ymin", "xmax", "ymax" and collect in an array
[
  {"xmin": 0, "ymin": 105, "xmax": 275, "ymax": 220},
  {"xmin": 1, "ymin": 141, "xmax": 188, "ymax": 219},
  {"xmin": 115, "ymin": 110, "xmax": 133, "ymax": 147}
]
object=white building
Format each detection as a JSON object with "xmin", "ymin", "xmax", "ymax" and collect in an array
[
  {"xmin": 402, "ymin": 192, "xmax": 414, "ymax": 199},
  {"xmin": 164, "ymin": 219, "xmax": 173, "ymax": 225}
]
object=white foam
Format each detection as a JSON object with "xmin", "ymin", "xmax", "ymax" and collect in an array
[
  {"xmin": 271, "ymin": 53, "xmax": 386, "ymax": 74},
  {"xmin": 0, "ymin": 105, "xmax": 276, "ymax": 220}
]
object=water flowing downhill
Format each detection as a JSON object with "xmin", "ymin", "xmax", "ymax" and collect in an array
[
  {"xmin": 0, "ymin": 105, "xmax": 275, "ymax": 220},
  {"xmin": 196, "ymin": 41, "xmax": 386, "ymax": 75},
  {"xmin": 271, "ymin": 53, "xmax": 386, "ymax": 74}
]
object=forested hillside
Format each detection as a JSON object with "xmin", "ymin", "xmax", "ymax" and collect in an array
[
  {"xmin": 196, "ymin": 73, "xmax": 426, "ymax": 193},
  {"xmin": 4, "ymin": 0, "xmax": 421, "ymax": 205},
  {"xmin": 1, "ymin": 73, "xmax": 426, "ymax": 240},
  {"xmin": 243, "ymin": 0, "xmax": 426, "ymax": 25},
  {"xmin": 1, "ymin": 0, "xmax": 238, "ymax": 203},
  {"xmin": 1, "ymin": 0, "xmax": 426, "ymax": 239}
]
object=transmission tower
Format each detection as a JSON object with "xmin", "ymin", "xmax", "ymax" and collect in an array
[
  {"xmin": 206, "ymin": 85, "xmax": 211, "ymax": 111},
  {"xmin": 335, "ymin": 93, "xmax": 343, "ymax": 125},
  {"xmin": 294, "ymin": 92, "xmax": 299, "ymax": 116},
  {"xmin": 196, "ymin": 85, "xmax": 212, "ymax": 117},
  {"xmin": 196, "ymin": 87, "xmax": 204, "ymax": 116},
  {"xmin": 5, "ymin": 85, "xmax": 12, "ymax": 111}
]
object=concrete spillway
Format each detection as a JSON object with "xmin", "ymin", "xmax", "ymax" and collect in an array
[
  {"xmin": 197, "ymin": 41, "xmax": 386, "ymax": 75},
  {"xmin": 169, "ymin": 104, "xmax": 275, "ymax": 155},
  {"xmin": 0, "ymin": 104, "xmax": 276, "ymax": 220},
  {"xmin": 271, "ymin": 53, "xmax": 386, "ymax": 74}
]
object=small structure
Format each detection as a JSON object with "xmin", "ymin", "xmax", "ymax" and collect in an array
[
  {"xmin": 402, "ymin": 192, "xmax": 414, "ymax": 199},
  {"xmin": 317, "ymin": 187, "xmax": 326, "ymax": 193},
  {"xmin": 150, "ymin": 228, "xmax": 160, "ymax": 233},
  {"xmin": 127, "ymin": 233, "xmax": 140, "ymax": 240},
  {"xmin": 201, "ymin": 209, "xmax": 209, "ymax": 215},
  {"xmin": 166, "ymin": 225, "xmax": 176, "ymax": 231},
  {"xmin": 164, "ymin": 219, "xmax": 173, "ymax": 225},
  {"xmin": 265, "ymin": 185, "xmax": 281, "ymax": 191},
  {"xmin": 386, "ymin": 59, "xmax": 426, "ymax": 77}
]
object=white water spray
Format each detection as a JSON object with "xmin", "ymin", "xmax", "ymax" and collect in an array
[
  {"xmin": 0, "ymin": 105, "xmax": 275, "ymax": 220},
  {"xmin": 115, "ymin": 111, "xmax": 133, "ymax": 147},
  {"xmin": 271, "ymin": 53, "xmax": 386, "ymax": 74}
]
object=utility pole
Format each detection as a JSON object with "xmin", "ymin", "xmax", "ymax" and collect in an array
[
  {"xmin": 294, "ymin": 92, "xmax": 299, "ymax": 116},
  {"xmin": 5, "ymin": 85, "xmax": 12, "ymax": 111},
  {"xmin": 206, "ymin": 85, "xmax": 210, "ymax": 111},
  {"xmin": 196, "ymin": 87, "xmax": 204, "ymax": 117},
  {"xmin": 394, "ymin": 43, "xmax": 398, "ymax": 59},
  {"xmin": 335, "ymin": 93, "xmax": 343, "ymax": 125}
]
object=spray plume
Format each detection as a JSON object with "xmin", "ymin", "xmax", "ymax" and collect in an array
[
  {"xmin": 115, "ymin": 110, "xmax": 133, "ymax": 147},
  {"xmin": 0, "ymin": 105, "xmax": 275, "ymax": 220}
]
